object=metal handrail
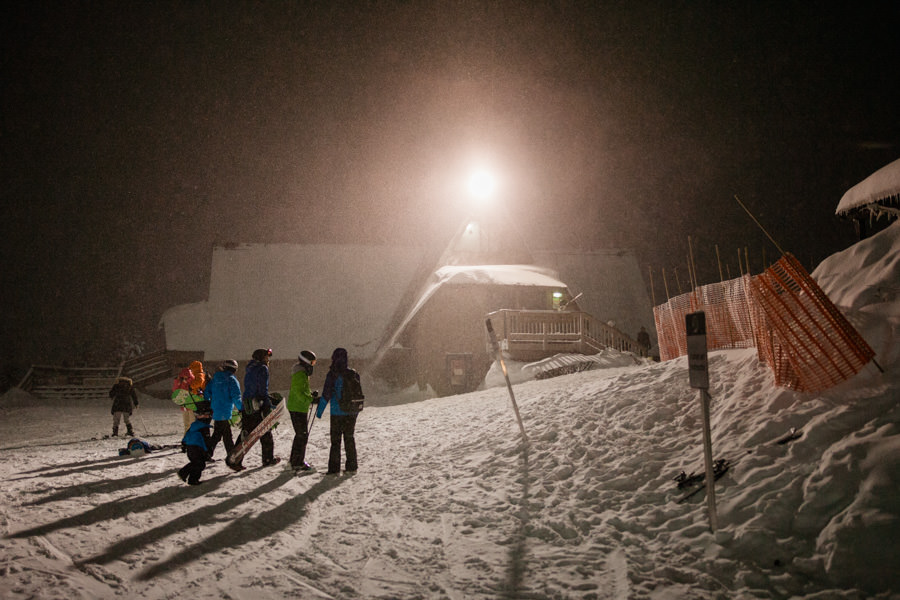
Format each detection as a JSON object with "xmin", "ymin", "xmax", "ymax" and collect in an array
[{"xmin": 485, "ymin": 309, "xmax": 645, "ymax": 357}]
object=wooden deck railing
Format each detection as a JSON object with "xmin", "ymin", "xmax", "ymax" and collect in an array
[
  {"xmin": 17, "ymin": 349, "xmax": 173, "ymax": 401},
  {"xmin": 485, "ymin": 309, "xmax": 645, "ymax": 361}
]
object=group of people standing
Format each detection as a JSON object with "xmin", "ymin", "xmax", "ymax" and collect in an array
[{"xmin": 172, "ymin": 347, "xmax": 363, "ymax": 485}]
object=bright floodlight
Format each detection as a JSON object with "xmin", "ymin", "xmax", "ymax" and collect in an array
[{"xmin": 467, "ymin": 169, "xmax": 497, "ymax": 200}]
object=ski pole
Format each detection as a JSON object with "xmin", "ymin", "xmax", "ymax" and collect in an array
[
  {"xmin": 307, "ymin": 393, "xmax": 321, "ymax": 436},
  {"xmin": 138, "ymin": 412, "xmax": 149, "ymax": 435}
]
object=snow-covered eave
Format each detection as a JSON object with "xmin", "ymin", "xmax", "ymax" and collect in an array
[
  {"xmin": 836, "ymin": 157, "xmax": 900, "ymax": 216},
  {"xmin": 434, "ymin": 264, "xmax": 567, "ymax": 288}
]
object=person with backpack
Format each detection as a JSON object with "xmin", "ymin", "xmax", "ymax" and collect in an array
[
  {"xmin": 108, "ymin": 376, "xmax": 139, "ymax": 437},
  {"xmin": 171, "ymin": 360, "xmax": 207, "ymax": 434},
  {"xmin": 316, "ymin": 347, "xmax": 364, "ymax": 474},
  {"xmin": 287, "ymin": 350, "xmax": 319, "ymax": 471},
  {"xmin": 229, "ymin": 348, "xmax": 280, "ymax": 470},
  {"xmin": 178, "ymin": 414, "xmax": 212, "ymax": 485},
  {"xmin": 204, "ymin": 359, "xmax": 243, "ymax": 460}
]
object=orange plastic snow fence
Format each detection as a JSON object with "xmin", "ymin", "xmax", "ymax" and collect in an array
[{"xmin": 653, "ymin": 253, "xmax": 875, "ymax": 393}]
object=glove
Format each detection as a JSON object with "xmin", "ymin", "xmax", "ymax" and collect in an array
[{"xmin": 315, "ymin": 400, "xmax": 325, "ymax": 419}]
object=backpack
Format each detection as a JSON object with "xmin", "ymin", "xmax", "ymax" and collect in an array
[{"xmin": 337, "ymin": 369, "xmax": 365, "ymax": 413}]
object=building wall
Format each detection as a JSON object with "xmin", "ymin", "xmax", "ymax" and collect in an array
[
  {"xmin": 397, "ymin": 283, "xmax": 562, "ymax": 396},
  {"xmin": 160, "ymin": 243, "xmax": 425, "ymax": 363}
]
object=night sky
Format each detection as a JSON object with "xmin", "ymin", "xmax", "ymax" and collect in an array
[{"xmin": 2, "ymin": 2, "xmax": 899, "ymax": 380}]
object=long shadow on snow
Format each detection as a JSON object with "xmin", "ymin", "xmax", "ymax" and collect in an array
[
  {"xmin": 498, "ymin": 442, "xmax": 532, "ymax": 599},
  {"xmin": 23, "ymin": 470, "xmax": 177, "ymax": 506},
  {"xmin": 6, "ymin": 467, "xmax": 260, "ymax": 539},
  {"xmin": 135, "ymin": 473, "xmax": 345, "ymax": 581},
  {"xmin": 77, "ymin": 469, "xmax": 297, "ymax": 567},
  {"xmin": 11, "ymin": 449, "xmax": 181, "ymax": 481}
]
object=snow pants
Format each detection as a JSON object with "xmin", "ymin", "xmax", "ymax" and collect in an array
[
  {"xmin": 112, "ymin": 411, "xmax": 133, "ymax": 434},
  {"xmin": 207, "ymin": 420, "xmax": 236, "ymax": 458},
  {"xmin": 328, "ymin": 414, "xmax": 358, "ymax": 474},
  {"xmin": 289, "ymin": 411, "xmax": 310, "ymax": 468},
  {"xmin": 178, "ymin": 446, "xmax": 207, "ymax": 484}
]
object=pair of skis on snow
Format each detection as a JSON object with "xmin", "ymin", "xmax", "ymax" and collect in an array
[{"xmin": 673, "ymin": 427, "xmax": 803, "ymax": 503}]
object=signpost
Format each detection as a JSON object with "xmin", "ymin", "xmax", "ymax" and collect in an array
[
  {"xmin": 485, "ymin": 318, "xmax": 529, "ymax": 444},
  {"xmin": 686, "ymin": 311, "xmax": 718, "ymax": 533}
]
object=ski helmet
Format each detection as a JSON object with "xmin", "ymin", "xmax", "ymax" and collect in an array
[
  {"xmin": 252, "ymin": 348, "xmax": 272, "ymax": 361},
  {"xmin": 299, "ymin": 350, "xmax": 317, "ymax": 366},
  {"xmin": 222, "ymin": 359, "xmax": 238, "ymax": 372}
]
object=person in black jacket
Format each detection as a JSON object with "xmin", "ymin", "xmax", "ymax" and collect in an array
[
  {"xmin": 228, "ymin": 348, "xmax": 280, "ymax": 470},
  {"xmin": 109, "ymin": 376, "xmax": 139, "ymax": 437}
]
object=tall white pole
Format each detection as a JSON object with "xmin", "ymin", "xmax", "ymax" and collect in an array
[{"xmin": 485, "ymin": 318, "xmax": 528, "ymax": 444}]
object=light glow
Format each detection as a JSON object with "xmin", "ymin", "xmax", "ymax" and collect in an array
[{"xmin": 466, "ymin": 169, "xmax": 497, "ymax": 200}]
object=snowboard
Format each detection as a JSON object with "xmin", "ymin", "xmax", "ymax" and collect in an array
[
  {"xmin": 172, "ymin": 388, "xmax": 204, "ymax": 410},
  {"xmin": 226, "ymin": 401, "xmax": 285, "ymax": 469}
]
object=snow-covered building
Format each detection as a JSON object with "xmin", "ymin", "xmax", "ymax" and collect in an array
[
  {"xmin": 160, "ymin": 237, "xmax": 656, "ymax": 395},
  {"xmin": 836, "ymin": 156, "xmax": 900, "ymax": 238}
]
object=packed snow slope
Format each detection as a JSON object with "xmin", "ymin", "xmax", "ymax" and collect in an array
[{"xmin": 1, "ymin": 222, "xmax": 898, "ymax": 600}]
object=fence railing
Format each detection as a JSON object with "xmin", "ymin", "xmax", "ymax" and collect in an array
[
  {"xmin": 17, "ymin": 349, "xmax": 174, "ymax": 401},
  {"xmin": 653, "ymin": 253, "xmax": 875, "ymax": 393},
  {"xmin": 485, "ymin": 309, "xmax": 646, "ymax": 361}
]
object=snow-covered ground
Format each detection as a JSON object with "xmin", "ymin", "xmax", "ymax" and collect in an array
[{"xmin": 1, "ymin": 222, "xmax": 898, "ymax": 599}]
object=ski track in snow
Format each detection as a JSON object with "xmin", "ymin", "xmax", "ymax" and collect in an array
[{"xmin": 1, "ymin": 339, "xmax": 898, "ymax": 599}]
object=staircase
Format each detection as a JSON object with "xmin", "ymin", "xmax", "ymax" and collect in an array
[{"xmin": 17, "ymin": 350, "xmax": 173, "ymax": 402}]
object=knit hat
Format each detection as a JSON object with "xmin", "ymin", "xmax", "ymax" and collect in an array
[{"xmin": 222, "ymin": 359, "xmax": 238, "ymax": 372}]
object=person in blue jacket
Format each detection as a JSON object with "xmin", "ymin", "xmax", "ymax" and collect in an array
[
  {"xmin": 316, "ymin": 347, "xmax": 362, "ymax": 474},
  {"xmin": 204, "ymin": 359, "xmax": 243, "ymax": 460},
  {"xmin": 230, "ymin": 348, "xmax": 280, "ymax": 470},
  {"xmin": 178, "ymin": 417, "xmax": 212, "ymax": 485}
]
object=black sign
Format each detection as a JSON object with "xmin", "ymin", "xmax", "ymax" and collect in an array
[{"xmin": 686, "ymin": 311, "xmax": 709, "ymax": 389}]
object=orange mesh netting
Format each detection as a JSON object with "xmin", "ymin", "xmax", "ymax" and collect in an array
[
  {"xmin": 746, "ymin": 253, "xmax": 875, "ymax": 392},
  {"xmin": 654, "ymin": 253, "xmax": 875, "ymax": 393}
]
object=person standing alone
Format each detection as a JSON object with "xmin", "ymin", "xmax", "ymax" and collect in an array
[{"xmin": 109, "ymin": 376, "xmax": 138, "ymax": 437}]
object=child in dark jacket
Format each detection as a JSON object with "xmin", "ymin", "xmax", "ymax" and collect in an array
[
  {"xmin": 178, "ymin": 417, "xmax": 212, "ymax": 485},
  {"xmin": 109, "ymin": 376, "xmax": 139, "ymax": 437}
]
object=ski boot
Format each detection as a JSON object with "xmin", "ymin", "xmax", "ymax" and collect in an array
[{"xmin": 112, "ymin": 427, "xmax": 119, "ymax": 437}]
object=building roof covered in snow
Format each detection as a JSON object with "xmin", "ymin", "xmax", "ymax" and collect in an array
[
  {"xmin": 160, "ymin": 243, "xmax": 424, "ymax": 361},
  {"xmin": 836, "ymin": 157, "xmax": 900, "ymax": 217}
]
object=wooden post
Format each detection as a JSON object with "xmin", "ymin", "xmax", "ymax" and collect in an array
[
  {"xmin": 688, "ymin": 236, "xmax": 699, "ymax": 291},
  {"xmin": 485, "ymin": 318, "xmax": 528, "ymax": 444},
  {"xmin": 715, "ymin": 244, "xmax": 724, "ymax": 282}
]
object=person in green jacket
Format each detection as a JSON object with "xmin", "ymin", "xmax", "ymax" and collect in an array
[{"xmin": 287, "ymin": 350, "xmax": 319, "ymax": 471}]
